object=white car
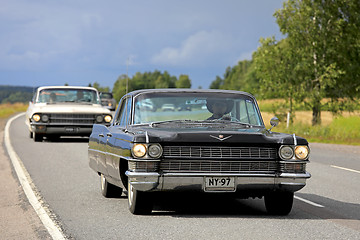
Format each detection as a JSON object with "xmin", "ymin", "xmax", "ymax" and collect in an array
[
  {"xmin": 25, "ymin": 86, "xmax": 112, "ymax": 142},
  {"xmin": 161, "ymin": 103, "xmax": 175, "ymax": 111}
]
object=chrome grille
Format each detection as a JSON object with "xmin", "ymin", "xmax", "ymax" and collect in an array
[
  {"xmin": 49, "ymin": 113, "xmax": 96, "ymax": 124},
  {"xmin": 280, "ymin": 162, "xmax": 306, "ymax": 173},
  {"xmin": 128, "ymin": 161, "xmax": 159, "ymax": 172},
  {"xmin": 163, "ymin": 146, "xmax": 277, "ymax": 159},
  {"xmin": 160, "ymin": 160, "xmax": 278, "ymax": 173}
]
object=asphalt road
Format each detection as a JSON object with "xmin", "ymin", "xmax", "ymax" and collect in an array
[{"xmin": 8, "ymin": 114, "xmax": 360, "ymax": 240}]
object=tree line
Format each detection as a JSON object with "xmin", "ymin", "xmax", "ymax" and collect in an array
[
  {"xmin": 91, "ymin": 70, "xmax": 191, "ymax": 102},
  {"xmin": 0, "ymin": 86, "xmax": 34, "ymax": 103},
  {"xmin": 210, "ymin": 0, "xmax": 360, "ymax": 125}
]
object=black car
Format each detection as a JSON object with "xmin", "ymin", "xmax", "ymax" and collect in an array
[
  {"xmin": 88, "ymin": 89, "xmax": 310, "ymax": 215},
  {"xmin": 100, "ymin": 92, "xmax": 116, "ymax": 111}
]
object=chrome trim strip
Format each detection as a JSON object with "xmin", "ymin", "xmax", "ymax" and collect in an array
[
  {"xmin": 125, "ymin": 171, "xmax": 160, "ymax": 177},
  {"xmin": 145, "ymin": 131, "xmax": 149, "ymax": 143},
  {"xmin": 293, "ymin": 133, "xmax": 297, "ymax": 145},
  {"xmin": 279, "ymin": 172, "xmax": 311, "ymax": 178}
]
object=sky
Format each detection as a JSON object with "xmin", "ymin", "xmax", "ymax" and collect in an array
[{"xmin": 0, "ymin": 0, "xmax": 285, "ymax": 90}]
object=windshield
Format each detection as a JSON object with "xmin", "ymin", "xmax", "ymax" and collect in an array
[
  {"xmin": 133, "ymin": 92, "xmax": 263, "ymax": 126},
  {"xmin": 37, "ymin": 89, "xmax": 100, "ymax": 104},
  {"xmin": 100, "ymin": 93, "xmax": 113, "ymax": 99}
]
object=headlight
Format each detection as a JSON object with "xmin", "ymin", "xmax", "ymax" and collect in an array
[
  {"xmin": 104, "ymin": 115, "xmax": 112, "ymax": 123},
  {"xmin": 96, "ymin": 115, "xmax": 103, "ymax": 123},
  {"xmin": 41, "ymin": 114, "xmax": 49, "ymax": 122},
  {"xmin": 132, "ymin": 144, "xmax": 147, "ymax": 158},
  {"xmin": 295, "ymin": 146, "xmax": 309, "ymax": 160},
  {"xmin": 32, "ymin": 114, "xmax": 41, "ymax": 122},
  {"xmin": 148, "ymin": 144, "xmax": 163, "ymax": 158},
  {"xmin": 279, "ymin": 146, "xmax": 294, "ymax": 160}
]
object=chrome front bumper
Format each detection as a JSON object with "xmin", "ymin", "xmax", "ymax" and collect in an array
[
  {"xmin": 125, "ymin": 171, "xmax": 311, "ymax": 193},
  {"xmin": 31, "ymin": 124, "xmax": 93, "ymax": 135}
]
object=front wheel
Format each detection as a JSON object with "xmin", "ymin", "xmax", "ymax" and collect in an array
[
  {"xmin": 128, "ymin": 182, "xmax": 153, "ymax": 215},
  {"xmin": 33, "ymin": 132, "xmax": 43, "ymax": 142},
  {"xmin": 100, "ymin": 173, "xmax": 122, "ymax": 198},
  {"xmin": 264, "ymin": 191, "xmax": 294, "ymax": 215}
]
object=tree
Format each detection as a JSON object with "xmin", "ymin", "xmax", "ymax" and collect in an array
[
  {"xmin": 92, "ymin": 82, "xmax": 110, "ymax": 92},
  {"xmin": 112, "ymin": 74, "xmax": 129, "ymax": 101},
  {"xmin": 209, "ymin": 76, "xmax": 224, "ymax": 89},
  {"xmin": 254, "ymin": 37, "xmax": 298, "ymax": 122},
  {"xmin": 176, "ymin": 75, "xmax": 191, "ymax": 88},
  {"xmin": 209, "ymin": 60, "xmax": 258, "ymax": 94},
  {"xmin": 112, "ymin": 71, "xmax": 192, "ymax": 101},
  {"xmin": 258, "ymin": 0, "xmax": 360, "ymax": 125}
]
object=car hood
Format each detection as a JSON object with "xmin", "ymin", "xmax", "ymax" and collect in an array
[
  {"xmin": 127, "ymin": 126, "xmax": 308, "ymax": 146},
  {"xmin": 27, "ymin": 103, "xmax": 111, "ymax": 114}
]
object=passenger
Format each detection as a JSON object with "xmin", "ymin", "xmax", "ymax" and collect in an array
[
  {"xmin": 49, "ymin": 92, "xmax": 57, "ymax": 103},
  {"xmin": 77, "ymin": 91, "xmax": 84, "ymax": 101},
  {"xmin": 206, "ymin": 99, "xmax": 234, "ymax": 120}
]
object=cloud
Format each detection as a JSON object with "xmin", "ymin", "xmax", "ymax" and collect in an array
[
  {"xmin": 151, "ymin": 30, "xmax": 235, "ymax": 67},
  {"xmin": 0, "ymin": 1, "xmax": 103, "ymax": 70}
]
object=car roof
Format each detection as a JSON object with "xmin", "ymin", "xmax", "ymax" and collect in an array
[
  {"xmin": 36, "ymin": 86, "xmax": 98, "ymax": 92},
  {"xmin": 126, "ymin": 88, "xmax": 256, "ymax": 99}
]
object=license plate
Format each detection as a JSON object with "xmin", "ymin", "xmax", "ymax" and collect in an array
[
  {"xmin": 204, "ymin": 177, "xmax": 235, "ymax": 192},
  {"xmin": 65, "ymin": 127, "xmax": 75, "ymax": 132}
]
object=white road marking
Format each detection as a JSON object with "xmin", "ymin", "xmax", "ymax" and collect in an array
[
  {"xmin": 331, "ymin": 165, "xmax": 360, "ymax": 174},
  {"xmin": 4, "ymin": 113, "xmax": 66, "ymax": 240},
  {"xmin": 295, "ymin": 196, "xmax": 325, "ymax": 208}
]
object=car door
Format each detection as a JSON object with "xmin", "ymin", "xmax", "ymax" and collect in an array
[
  {"xmin": 105, "ymin": 96, "xmax": 132, "ymax": 180},
  {"xmin": 96, "ymin": 125, "xmax": 111, "ymax": 176},
  {"xmin": 88, "ymin": 124, "xmax": 109, "ymax": 175}
]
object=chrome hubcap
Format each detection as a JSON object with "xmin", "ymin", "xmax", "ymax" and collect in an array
[
  {"xmin": 128, "ymin": 182, "xmax": 134, "ymax": 206},
  {"xmin": 101, "ymin": 174, "xmax": 105, "ymax": 191}
]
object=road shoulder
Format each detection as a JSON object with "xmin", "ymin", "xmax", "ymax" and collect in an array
[{"xmin": 0, "ymin": 117, "xmax": 51, "ymax": 240}]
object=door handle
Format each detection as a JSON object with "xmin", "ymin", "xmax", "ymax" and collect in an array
[
  {"xmin": 98, "ymin": 133, "xmax": 104, "ymax": 137},
  {"xmin": 106, "ymin": 133, "xmax": 112, "ymax": 137}
]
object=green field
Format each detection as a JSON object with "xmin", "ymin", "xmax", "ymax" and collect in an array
[
  {"xmin": 273, "ymin": 116, "xmax": 360, "ymax": 146},
  {"xmin": 0, "ymin": 103, "xmax": 27, "ymax": 119}
]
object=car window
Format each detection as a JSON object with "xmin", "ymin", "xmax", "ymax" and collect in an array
[
  {"xmin": 116, "ymin": 97, "xmax": 132, "ymax": 126},
  {"xmin": 133, "ymin": 92, "xmax": 263, "ymax": 126},
  {"xmin": 37, "ymin": 89, "xmax": 100, "ymax": 104},
  {"xmin": 100, "ymin": 93, "xmax": 113, "ymax": 99}
]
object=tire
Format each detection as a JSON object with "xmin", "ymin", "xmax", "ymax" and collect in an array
[
  {"xmin": 265, "ymin": 191, "xmax": 294, "ymax": 215},
  {"xmin": 128, "ymin": 182, "xmax": 153, "ymax": 215},
  {"xmin": 33, "ymin": 132, "xmax": 43, "ymax": 142},
  {"xmin": 100, "ymin": 173, "xmax": 122, "ymax": 198},
  {"xmin": 47, "ymin": 135, "xmax": 60, "ymax": 141},
  {"xmin": 29, "ymin": 131, "xmax": 33, "ymax": 139}
]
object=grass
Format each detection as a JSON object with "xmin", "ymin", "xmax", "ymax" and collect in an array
[
  {"xmin": 0, "ymin": 103, "xmax": 28, "ymax": 119},
  {"xmin": 259, "ymin": 99, "xmax": 360, "ymax": 145},
  {"xmin": 262, "ymin": 111, "xmax": 360, "ymax": 145},
  {"xmin": 278, "ymin": 116, "xmax": 360, "ymax": 145}
]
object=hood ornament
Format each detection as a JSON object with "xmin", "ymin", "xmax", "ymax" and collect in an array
[{"xmin": 210, "ymin": 134, "xmax": 232, "ymax": 141}]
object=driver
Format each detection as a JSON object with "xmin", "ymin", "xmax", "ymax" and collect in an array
[{"xmin": 206, "ymin": 99, "xmax": 233, "ymax": 120}]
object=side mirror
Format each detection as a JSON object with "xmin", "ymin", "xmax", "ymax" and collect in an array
[
  {"xmin": 270, "ymin": 117, "xmax": 279, "ymax": 128},
  {"xmin": 268, "ymin": 117, "xmax": 279, "ymax": 132}
]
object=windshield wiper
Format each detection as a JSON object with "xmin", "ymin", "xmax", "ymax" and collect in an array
[
  {"xmin": 150, "ymin": 119, "xmax": 193, "ymax": 127},
  {"xmin": 148, "ymin": 119, "xmax": 255, "ymax": 128},
  {"xmin": 203, "ymin": 120, "xmax": 252, "ymax": 128}
]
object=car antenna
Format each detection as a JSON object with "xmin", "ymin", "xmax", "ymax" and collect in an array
[
  {"xmin": 125, "ymin": 57, "xmax": 129, "ymax": 127},
  {"xmin": 126, "ymin": 57, "xmax": 129, "ymax": 95}
]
